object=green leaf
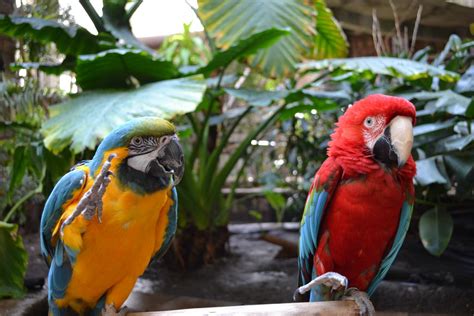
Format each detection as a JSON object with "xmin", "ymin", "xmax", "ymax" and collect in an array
[
  {"xmin": 11, "ymin": 56, "xmax": 76, "ymax": 75},
  {"xmin": 278, "ymin": 102, "xmax": 339, "ymax": 120},
  {"xmin": 41, "ymin": 75, "xmax": 207, "ymax": 153},
  {"xmin": 225, "ymin": 88, "xmax": 288, "ymax": 106},
  {"xmin": 415, "ymin": 156, "xmax": 449, "ymax": 186},
  {"xmin": 402, "ymin": 90, "xmax": 472, "ymax": 116},
  {"xmin": 456, "ymin": 65, "xmax": 474, "ymax": 94},
  {"xmin": 435, "ymin": 134, "xmax": 474, "ymax": 153},
  {"xmin": 0, "ymin": 15, "xmax": 104, "ymax": 55},
  {"xmin": 444, "ymin": 154, "xmax": 474, "ymax": 181},
  {"xmin": 419, "ymin": 207, "xmax": 453, "ymax": 256},
  {"xmin": 198, "ymin": 0, "xmax": 316, "ymax": 77},
  {"xmin": 432, "ymin": 34, "xmax": 462, "ymax": 67},
  {"xmin": 76, "ymin": 49, "xmax": 179, "ymax": 90},
  {"xmin": 198, "ymin": 28, "xmax": 290, "ymax": 76},
  {"xmin": 465, "ymin": 98, "xmax": 474, "ymax": 119},
  {"xmin": 0, "ymin": 221, "xmax": 28, "ymax": 298},
  {"xmin": 102, "ymin": 0, "xmax": 154, "ymax": 54},
  {"xmin": 313, "ymin": 0, "xmax": 348, "ymax": 59},
  {"xmin": 300, "ymin": 57, "xmax": 460, "ymax": 82},
  {"xmin": 8, "ymin": 146, "xmax": 28, "ymax": 201},
  {"xmin": 264, "ymin": 190, "xmax": 286, "ymax": 210},
  {"xmin": 413, "ymin": 120, "xmax": 456, "ymax": 148},
  {"xmin": 248, "ymin": 210, "xmax": 263, "ymax": 221}
]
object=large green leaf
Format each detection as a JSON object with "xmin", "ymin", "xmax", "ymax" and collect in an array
[
  {"xmin": 464, "ymin": 98, "xmax": 474, "ymax": 119},
  {"xmin": 402, "ymin": 90, "xmax": 472, "ymax": 116},
  {"xmin": 444, "ymin": 154, "xmax": 474, "ymax": 182},
  {"xmin": 312, "ymin": 0, "xmax": 348, "ymax": 59},
  {"xmin": 225, "ymin": 88, "xmax": 288, "ymax": 106},
  {"xmin": 8, "ymin": 146, "xmax": 28, "ymax": 201},
  {"xmin": 436, "ymin": 134, "xmax": 474, "ymax": 153},
  {"xmin": 11, "ymin": 60, "xmax": 74, "ymax": 76},
  {"xmin": 198, "ymin": 28, "xmax": 290, "ymax": 76},
  {"xmin": 0, "ymin": 221, "xmax": 28, "ymax": 298},
  {"xmin": 415, "ymin": 156, "xmax": 449, "ymax": 186},
  {"xmin": 76, "ymin": 49, "xmax": 179, "ymax": 90},
  {"xmin": 102, "ymin": 0, "xmax": 154, "ymax": 54},
  {"xmin": 41, "ymin": 75, "xmax": 207, "ymax": 153},
  {"xmin": 419, "ymin": 207, "xmax": 453, "ymax": 256},
  {"xmin": 0, "ymin": 15, "xmax": 106, "ymax": 55},
  {"xmin": 300, "ymin": 57, "xmax": 459, "ymax": 82},
  {"xmin": 413, "ymin": 120, "xmax": 457, "ymax": 149},
  {"xmin": 198, "ymin": 0, "xmax": 316, "ymax": 78}
]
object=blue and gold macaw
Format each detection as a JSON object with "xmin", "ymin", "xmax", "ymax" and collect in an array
[{"xmin": 40, "ymin": 117, "xmax": 184, "ymax": 315}]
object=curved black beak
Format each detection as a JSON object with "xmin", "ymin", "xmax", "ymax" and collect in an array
[
  {"xmin": 373, "ymin": 116, "xmax": 413, "ymax": 168},
  {"xmin": 147, "ymin": 135, "xmax": 184, "ymax": 185}
]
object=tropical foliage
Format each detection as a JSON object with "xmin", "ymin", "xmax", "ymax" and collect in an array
[
  {"xmin": 280, "ymin": 34, "xmax": 473, "ymax": 256},
  {"xmin": 0, "ymin": 0, "xmax": 349, "ymax": 276}
]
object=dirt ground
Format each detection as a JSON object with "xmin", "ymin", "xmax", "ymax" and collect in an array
[{"xmin": 3, "ymin": 228, "xmax": 474, "ymax": 315}]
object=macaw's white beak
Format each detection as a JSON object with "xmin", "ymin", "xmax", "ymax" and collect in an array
[
  {"xmin": 389, "ymin": 116, "xmax": 413, "ymax": 167},
  {"xmin": 373, "ymin": 116, "xmax": 413, "ymax": 168}
]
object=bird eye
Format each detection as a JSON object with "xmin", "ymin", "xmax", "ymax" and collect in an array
[
  {"xmin": 131, "ymin": 137, "xmax": 142, "ymax": 146},
  {"xmin": 364, "ymin": 117, "xmax": 375, "ymax": 128}
]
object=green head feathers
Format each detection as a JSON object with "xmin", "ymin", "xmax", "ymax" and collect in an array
[{"xmin": 90, "ymin": 117, "xmax": 176, "ymax": 175}]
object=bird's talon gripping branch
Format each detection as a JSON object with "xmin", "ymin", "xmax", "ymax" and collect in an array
[
  {"xmin": 294, "ymin": 272, "xmax": 348, "ymax": 300},
  {"xmin": 342, "ymin": 288, "xmax": 375, "ymax": 316},
  {"xmin": 61, "ymin": 154, "xmax": 116, "ymax": 235}
]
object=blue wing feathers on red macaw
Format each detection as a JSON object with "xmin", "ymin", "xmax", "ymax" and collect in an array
[{"xmin": 297, "ymin": 94, "xmax": 417, "ymax": 301}]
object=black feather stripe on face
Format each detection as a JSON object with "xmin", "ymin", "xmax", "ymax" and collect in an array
[{"xmin": 128, "ymin": 136, "xmax": 159, "ymax": 157}]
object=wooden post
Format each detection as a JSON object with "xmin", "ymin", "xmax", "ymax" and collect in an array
[{"xmin": 129, "ymin": 301, "xmax": 361, "ymax": 315}]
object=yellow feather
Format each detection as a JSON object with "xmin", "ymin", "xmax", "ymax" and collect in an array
[{"xmin": 55, "ymin": 148, "xmax": 173, "ymax": 311}]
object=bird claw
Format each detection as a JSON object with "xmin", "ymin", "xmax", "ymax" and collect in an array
[
  {"xmin": 293, "ymin": 272, "xmax": 348, "ymax": 300},
  {"xmin": 61, "ymin": 154, "xmax": 116, "ymax": 235},
  {"xmin": 102, "ymin": 304, "xmax": 128, "ymax": 316},
  {"xmin": 342, "ymin": 288, "xmax": 375, "ymax": 316}
]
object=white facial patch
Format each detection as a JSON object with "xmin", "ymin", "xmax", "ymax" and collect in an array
[
  {"xmin": 127, "ymin": 148, "xmax": 160, "ymax": 173},
  {"xmin": 363, "ymin": 115, "xmax": 386, "ymax": 149}
]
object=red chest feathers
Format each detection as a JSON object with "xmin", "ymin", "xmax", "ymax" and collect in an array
[{"xmin": 314, "ymin": 170, "xmax": 406, "ymax": 290}]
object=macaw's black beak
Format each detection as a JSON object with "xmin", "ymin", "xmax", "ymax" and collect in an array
[
  {"xmin": 147, "ymin": 134, "xmax": 184, "ymax": 185},
  {"xmin": 373, "ymin": 116, "xmax": 413, "ymax": 168}
]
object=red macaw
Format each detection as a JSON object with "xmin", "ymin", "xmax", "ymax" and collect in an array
[{"xmin": 295, "ymin": 94, "xmax": 416, "ymax": 314}]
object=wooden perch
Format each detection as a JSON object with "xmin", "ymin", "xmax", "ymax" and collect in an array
[{"xmin": 129, "ymin": 301, "xmax": 361, "ymax": 316}]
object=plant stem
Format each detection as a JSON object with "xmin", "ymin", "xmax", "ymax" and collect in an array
[
  {"xmin": 4, "ymin": 165, "xmax": 45, "ymax": 223},
  {"xmin": 79, "ymin": 0, "xmax": 106, "ymax": 33},
  {"xmin": 126, "ymin": 0, "xmax": 143, "ymax": 20},
  {"xmin": 185, "ymin": 0, "xmax": 217, "ymax": 54},
  {"xmin": 409, "ymin": 5, "xmax": 423, "ymax": 56}
]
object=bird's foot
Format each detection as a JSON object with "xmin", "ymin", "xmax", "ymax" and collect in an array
[
  {"xmin": 102, "ymin": 304, "xmax": 128, "ymax": 316},
  {"xmin": 293, "ymin": 272, "xmax": 348, "ymax": 300},
  {"xmin": 61, "ymin": 154, "xmax": 116, "ymax": 235},
  {"xmin": 342, "ymin": 288, "xmax": 375, "ymax": 316}
]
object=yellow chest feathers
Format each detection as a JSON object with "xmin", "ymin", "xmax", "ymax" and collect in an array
[{"xmin": 100, "ymin": 179, "xmax": 170, "ymax": 226}]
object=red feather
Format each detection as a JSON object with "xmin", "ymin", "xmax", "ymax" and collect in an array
[{"xmin": 312, "ymin": 94, "xmax": 416, "ymax": 291}]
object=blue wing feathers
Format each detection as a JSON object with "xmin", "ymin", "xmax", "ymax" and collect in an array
[
  {"xmin": 298, "ymin": 159, "xmax": 413, "ymax": 299},
  {"xmin": 367, "ymin": 201, "xmax": 413, "ymax": 296},
  {"xmin": 40, "ymin": 168, "xmax": 86, "ymax": 314},
  {"xmin": 40, "ymin": 168, "xmax": 86, "ymax": 262},
  {"xmin": 298, "ymin": 189, "xmax": 331, "ymax": 287},
  {"xmin": 153, "ymin": 187, "xmax": 178, "ymax": 260}
]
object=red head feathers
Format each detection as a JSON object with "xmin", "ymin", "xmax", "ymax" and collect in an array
[{"xmin": 328, "ymin": 94, "xmax": 416, "ymax": 179}]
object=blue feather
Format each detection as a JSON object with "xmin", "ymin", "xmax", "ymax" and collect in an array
[
  {"xmin": 153, "ymin": 187, "xmax": 178, "ymax": 260},
  {"xmin": 367, "ymin": 201, "xmax": 413, "ymax": 296},
  {"xmin": 40, "ymin": 169, "xmax": 86, "ymax": 263}
]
